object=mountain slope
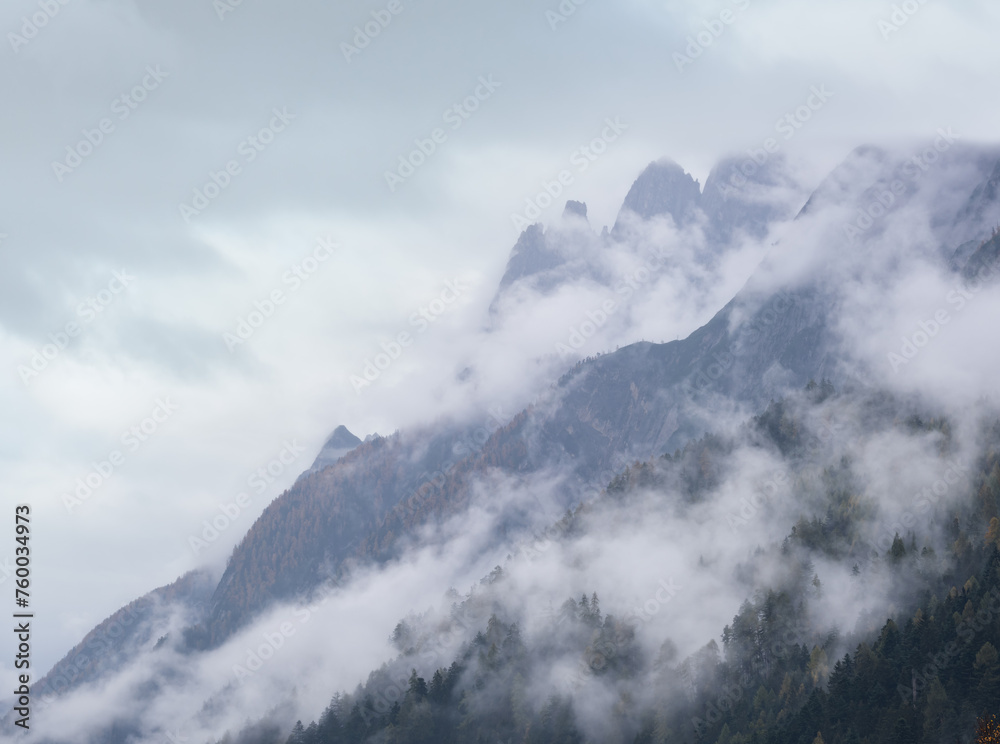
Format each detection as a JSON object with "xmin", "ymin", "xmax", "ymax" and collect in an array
[
  {"xmin": 302, "ymin": 425, "xmax": 363, "ymax": 477},
  {"xmin": 31, "ymin": 570, "xmax": 214, "ymax": 704},
  {"xmin": 489, "ymin": 155, "xmax": 801, "ymax": 322},
  {"xmin": 265, "ymin": 394, "xmax": 1000, "ymax": 744},
  {"xmin": 28, "ymin": 144, "xmax": 1000, "ymax": 739},
  {"xmin": 189, "ymin": 144, "xmax": 1000, "ymax": 649}
]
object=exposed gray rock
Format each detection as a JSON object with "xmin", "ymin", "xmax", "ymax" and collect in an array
[
  {"xmin": 611, "ymin": 158, "xmax": 702, "ymax": 235},
  {"xmin": 308, "ymin": 425, "xmax": 362, "ymax": 473}
]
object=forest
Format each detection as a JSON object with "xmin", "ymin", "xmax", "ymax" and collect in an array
[{"xmin": 216, "ymin": 387, "xmax": 1000, "ymax": 744}]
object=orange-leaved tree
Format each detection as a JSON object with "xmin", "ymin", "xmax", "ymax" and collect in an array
[{"xmin": 976, "ymin": 714, "xmax": 999, "ymax": 744}]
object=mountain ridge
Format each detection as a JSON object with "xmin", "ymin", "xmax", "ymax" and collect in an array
[{"xmin": 27, "ymin": 144, "xmax": 1000, "ymax": 732}]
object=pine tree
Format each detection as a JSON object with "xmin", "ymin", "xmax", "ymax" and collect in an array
[
  {"xmin": 890, "ymin": 533, "xmax": 907, "ymax": 561},
  {"xmin": 408, "ymin": 669, "xmax": 428, "ymax": 699},
  {"xmin": 429, "ymin": 668, "xmax": 447, "ymax": 703},
  {"xmin": 287, "ymin": 721, "xmax": 305, "ymax": 744},
  {"xmin": 974, "ymin": 642, "xmax": 1000, "ymax": 706}
]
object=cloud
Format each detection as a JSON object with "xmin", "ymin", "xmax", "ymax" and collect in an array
[{"xmin": 3, "ymin": 0, "xmax": 1000, "ymax": 717}]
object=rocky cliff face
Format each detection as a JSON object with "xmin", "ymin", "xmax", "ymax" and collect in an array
[
  {"xmin": 302, "ymin": 424, "xmax": 362, "ymax": 475},
  {"xmin": 34, "ymin": 144, "xmax": 1000, "ymax": 716},
  {"xmin": 612, "ymin": 158, "xmax": 703, "ymax": 233},
  {"xmin": 181, "ymin": 196, "xmax": 845, "ymax": 650},
  {"xmin": 489, "ymin": 155, "xmax": 803, "ymax": 322}
]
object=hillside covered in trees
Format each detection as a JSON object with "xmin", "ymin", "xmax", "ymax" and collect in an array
[{"xmin": 208, "ymin": 386, "xmax": 1000, "ymax": 744}]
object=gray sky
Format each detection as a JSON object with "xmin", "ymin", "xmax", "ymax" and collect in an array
[{"xmin": 2, "ymin": 0, "xmax": 1000, "ymax": 676}]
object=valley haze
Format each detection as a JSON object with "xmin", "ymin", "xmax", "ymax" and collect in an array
[{"xmin": 2, "ymin": 1, "xmax": 1000, "ymax": 743}]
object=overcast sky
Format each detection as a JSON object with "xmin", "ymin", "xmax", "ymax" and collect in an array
[{"xmin": 2, "ymin": 0, "xmax": 1000, "ymax": 675}]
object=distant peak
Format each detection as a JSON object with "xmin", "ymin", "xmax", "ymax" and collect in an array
[
  {"xmin": 495, "ymin": 222, "xmax": 563, "ymax": 293},
  {"xmin": 647, "ymin": 156, "xmax": 686, "ymax": 172},
  {"xmin": 613, "ymin": 158, "xmax": 701, "ymax": 233},
  {"xmin": 303, "ymin": 425, "xmax": 366, "ymax": 477},
  {"xmin": 563, "ymin": 200, "xmax": 588, "ymax": 220},
  {"xmin": 324, "ymin": 425, "xmax": 362, "ymax": 450}
]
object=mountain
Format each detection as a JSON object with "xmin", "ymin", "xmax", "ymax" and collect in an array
[
  {"xmin": 701, "ymin": 153, "xmax": 804, "ymax": 243},
  {"xmin": 951, "ymin": 157, "xmax": 1000, "ymax": 247},
  {"xmin": 190, "ymin": 279, "xmax": 838, "ymax": 650},
  {"xmin": 489, "ymin": 154, "xmax": 802, "ymax": 323},
  {"xmin": 188, "ymin": 140, "xmax": 1000, "ymax": 650},
  {"xmin": 486, "ymin": 223, "xmax": 569, "ymax": 319},
  {"xmin": 487, "ymin": 202, "xmax": 607, "ymax": 323},
  {"xmin": 611, "ymin": 158, "xmax": 702, "ymax": 233},
  {"xmin": 613, "ymin": 155, "xmax": 802, "ymax": 242},
  {"xmin": 272, "ymin": 393, "xmax": 1000, "ymax": 744},
  {"xmin": 303, "ymin": 425, "xmax": 363, "ymax": 476},
  {"xmin": 963, "ymin": 228, "xmax": 1000, "ymax": 280},
  {"xmin": 188, "ymin": 422, "xmax": 506, "ymax": 648},
  {"xmin": 21, "ymin": 142, "xmax": 1000, "ymax": 744},
  {"xmin": 29, "ymin": 570, "xmax": 214, "ymax": 705}
]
